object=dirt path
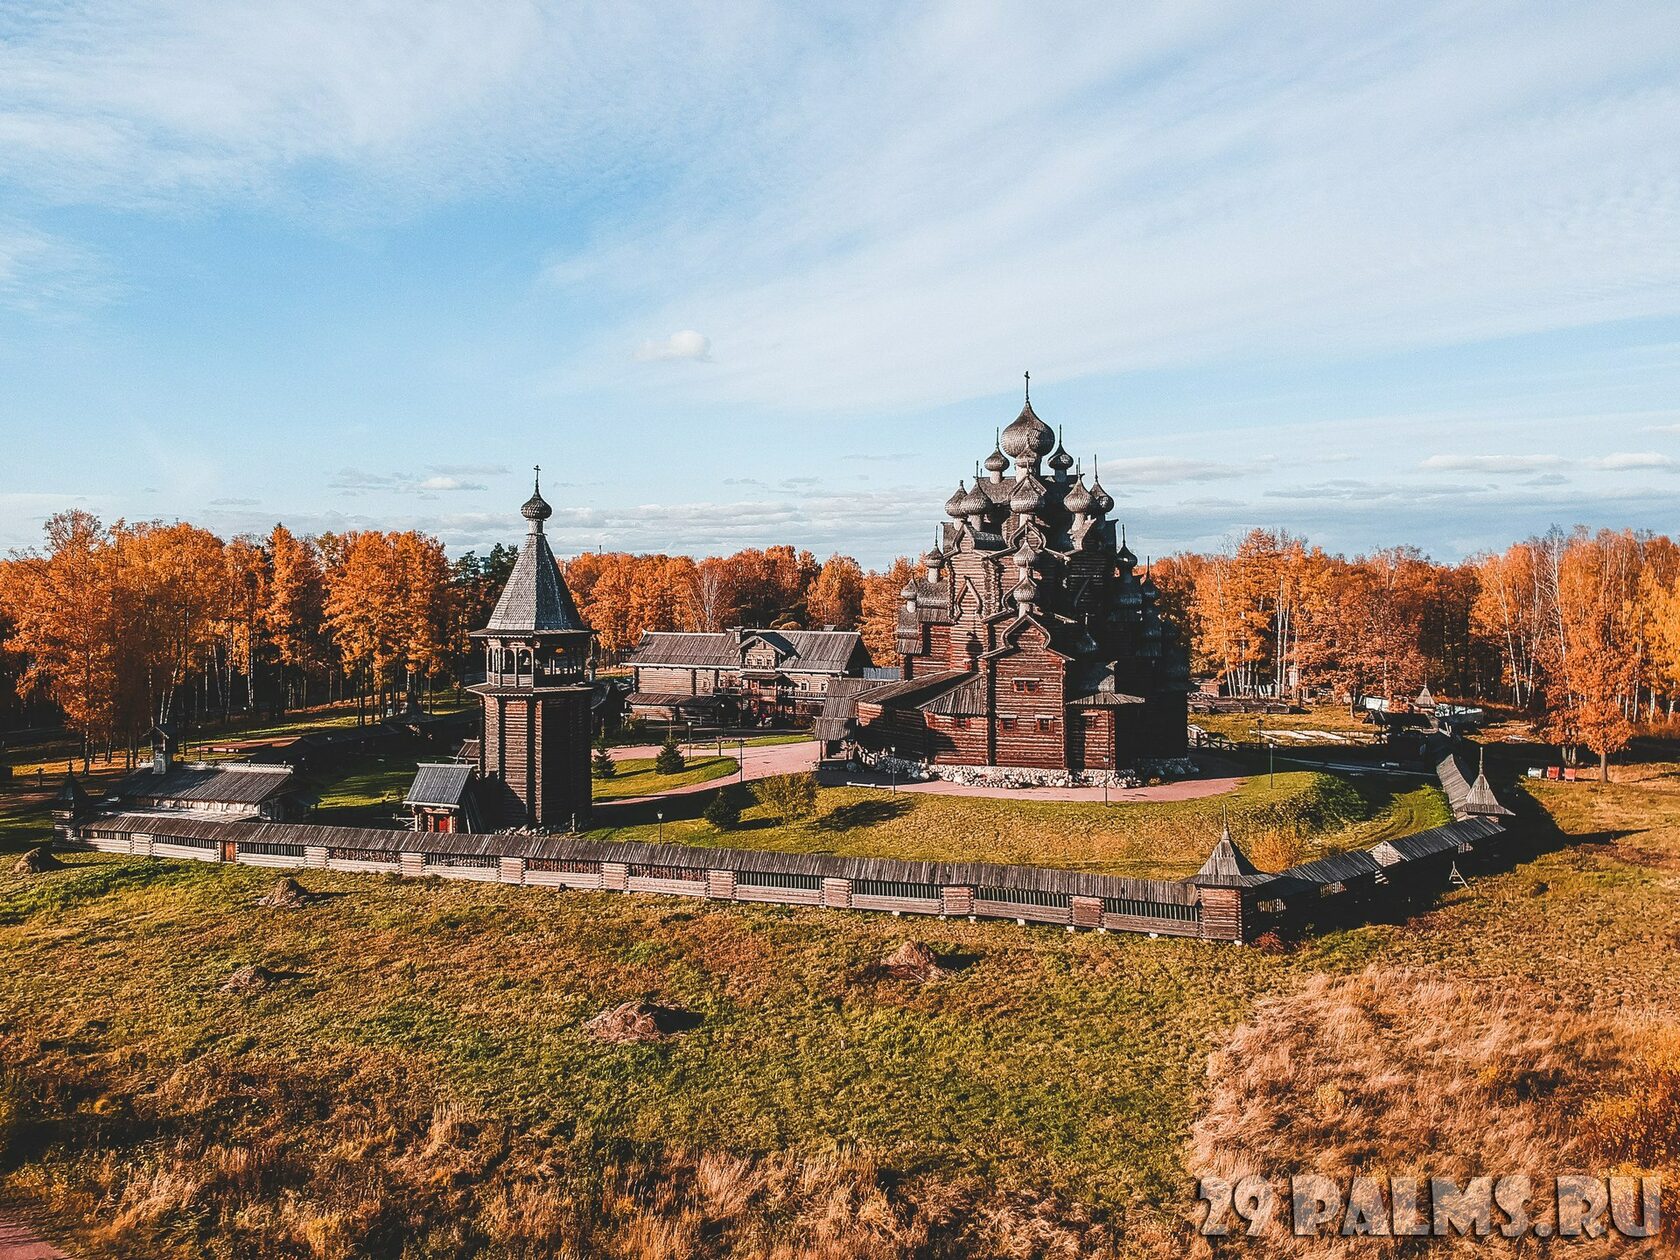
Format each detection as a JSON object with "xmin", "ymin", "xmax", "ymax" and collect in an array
[{"xmin": 0, "ymin": 1220, "xmax": 71, "ymax": 1260}]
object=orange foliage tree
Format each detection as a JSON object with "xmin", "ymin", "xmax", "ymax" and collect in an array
[{"xmin": 859, "ymin": 557, "xmax": 918, "ymax": 666}]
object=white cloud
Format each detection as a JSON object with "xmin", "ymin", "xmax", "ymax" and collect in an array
[
  {"xmin": 418, "ymin": 475, "xmax": 485, "ymax": 492},
  {"xmin": 634, "ymin": 330, "xmax": 711, "ymax": 363},
  {"xmin": 1421, "ymin": 451, "xmax": 1677, "ymax": 474},
  {"xmin": 1097, "ymin": 456, "xmax": 1274, "ymax": 486},
  {"xmin": 1419, "ymin": 454, "xmax": 1566, "ymax": 473}
]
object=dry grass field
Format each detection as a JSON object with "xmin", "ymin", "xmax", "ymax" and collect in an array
[{"xmin": 0, "ymin": 749, "xmax": 1675, "ymax": 1257}]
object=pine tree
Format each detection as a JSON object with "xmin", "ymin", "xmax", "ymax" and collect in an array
[
  {"xmin": 701, "ymin": 784, "xmax": 744, "ymax": 829},
  {"xmin": 592, "ymin": 734, "xmax": 616, "ymax": 779},
  {"xmin": 655, "ymin": 734, "xmax": 685, "ymax": 775}
]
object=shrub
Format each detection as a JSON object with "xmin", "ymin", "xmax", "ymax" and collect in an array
[
  {"xmin": 702, "ymin": 784, "xmax": 746, "ymax": 830},
  {"xmin": 654, "ymin": 736, "xmax": 685, "ymax": 776},
  {"xmin": 751, "ymin": 773, "xmax": 818, "ymax": 824},
  {"xmin": 592, "ymin": 736, "xmax": 616, "ymax": 779}
]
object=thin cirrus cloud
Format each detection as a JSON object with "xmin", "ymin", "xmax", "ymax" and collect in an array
[
  {"xmin": 0, "ymin": 3, "xmax": 1677, "ymax": 561},
  {"xmin": 1419, "ymin": 453, "xmax": 1677, "ymax": 474}
]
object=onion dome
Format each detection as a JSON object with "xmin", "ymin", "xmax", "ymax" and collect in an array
[
  {"xmin": 900, "ymin": 580, "xmax": 918, "ymax": 601},
  {"xmin": 1012, "ymin": 538, "xmax": 1036, "ymax": 569},
  {"xmin": 984, "ymin": 430, "xmax": 1009, "ymax": 476},
  {"xmin": 945, "ymin": 482, "xmax": 969, "ymax": 519},
  {"xmin": 924, "ymin": 534, "xmax": 945, "ymax": 570},
  {"xmin": 1001, "ymin": 402, "xmax": 1055, "ymax": 464},
  {"xmin": 1117, "ymin": 525, "xmax": 1137, "ymax": 569},
  {"xmin": 1012, "ymin": 571, "xmax": 1039, "ymax": 609},
  {"xmin": 521, "ymin": 468, "xmax": 553, "ymax": 528},
  {"xmin": 1009, "ymin": 474, "xmax": 1044, "ymax": 515},
  {"xmin": 1048, "ymin": 426, "xmax": 1074, "ymax": 475},
  {"xmin": 1090, "ymin": 470, "xmax": 1114, "ymax": 515},
  {"xmin": 1063, "ymin": 474, "xmax": 1092, "ymax": 516},
  {"xmin": 960, "ymin": 483, "xmax": 990, "ymax": 516}
]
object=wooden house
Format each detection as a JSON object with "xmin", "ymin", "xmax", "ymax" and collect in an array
[
  {"xmin": 109, "ymin": 762, "xmax": 307, "ymax": 821},
  {"xmin": 626, "ymin": 628, "xmax": 871, "ymax": 725}
]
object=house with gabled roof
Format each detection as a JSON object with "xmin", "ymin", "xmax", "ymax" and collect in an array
[{"xmin": 625, "ymin": 627, "xmax": 871, "ymax": 724}]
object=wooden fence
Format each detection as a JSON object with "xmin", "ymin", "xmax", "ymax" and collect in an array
[{"xmin": 56, "ymin": 739, "xmax": 1514, "ymax": 944}]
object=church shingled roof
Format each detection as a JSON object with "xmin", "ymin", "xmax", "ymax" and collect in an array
[{"xmin": 482, "ymin": 476, "xmax": 589, "ymax": 636}]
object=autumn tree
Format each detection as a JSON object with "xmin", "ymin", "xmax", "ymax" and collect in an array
[
  {"xmin": 266, "ymin": 525, "xmax": 328, "ymax": 710},
  {"xmin": 324, "ymin": 531, "xmax": 452, "ymax": 719},
  {"xmin": 806, "ymin": 554, "xmax": 865, "ymax": 629},
  {"xmin": 0, "ymin": 511, "xmax": 121, "ymax": 767},
  {"xmin": 859, "ymin": 557, "xmax": 917, "ymax": 666}
]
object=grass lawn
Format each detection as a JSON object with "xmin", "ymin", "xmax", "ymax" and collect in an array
[
  {"xmin": 0, "ymin": 696, "xmax": 474, "ymax": 776},
  {"xmin": 303, "ymin": 754, "xmax": 426, "ymax": 828},
  {"xmin": 1192, "ymin": 702, "xmax": 1379, "ymax": 745},
  {"xmin": 591, "ymin": 765, "xmax": 1442, "ymax": 878},
  {"xmin": 0, "ymin": 762, "xmax": 1675, "ymax": 1257},
  {"xmin": 591, "ymin": 755, "xmax": 739, "ymax": 800}
]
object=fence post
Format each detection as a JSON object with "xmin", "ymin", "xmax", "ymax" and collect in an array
[
  {"xmin": 499, "ymin": 856, "xmax": 526, "ymax": 885},
  {"xmin": 601, "ymin": 862, "xmax": 628, "ymax": 892},
  {"xmin": 940, "ymin": 886, "xmax": 973, "ymax": 918},
  {"xmin": 400, "ymin": 852, "xmax": 424, "ymax": 879},
  {"xmin": 821, "ymin": 877, "xmax": 851, "ymax": 910},
  {"xmin": 706, "ymin": 870, "xmax": 736, "ymax": 901},
  {"xmin": 305, "ymin": 845, "xmax": 328, "ymax": 869}
]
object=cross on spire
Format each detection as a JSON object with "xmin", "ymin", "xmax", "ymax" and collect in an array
[
  {"xmin": 533, "ymin": 464, "xmax": 542, "ymax": 492},
  {"xmin": 1024, "ymin": 370, "xmax": 1030, "ymax": 403}
]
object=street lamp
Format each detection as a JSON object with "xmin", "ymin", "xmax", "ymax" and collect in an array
[
  {"xmin": 657, "ymin": 810, "xmax": 664, "ymax": 843},
  {"xmin": 737, "ymin": 739, "xmax": 745, "ymax": 783}
]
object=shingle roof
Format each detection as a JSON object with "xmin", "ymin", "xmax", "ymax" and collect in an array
[
  {"xmin": 482, "ymin": 528, "xmax": 588, "ymax": 634},
  {"xmin": 114, "ymin": 764, "xmax": 296, "ymax": 806},
  {"xmin": 1279, "ymin": 849, "xmax": 1384, "ymax": 886},
  {"xmin": 854, "ymin": 669, "xmax": 972, "ymax": 709},
  {"xmin": 814, "ymin": 676, "xmax": 875, "ymax": 742},
  {"xmin": 627, "ymin": 629, "xmax": 865, "ymax": 674},
  {"xmin": 1190, "ymin": 831, "xmax": 1273, "ymax": 888},
  {"xmin": 404, "ymin": 763, "xmax": 475, "ymax": 808},
  {"xmin": 625, "ymin": 691, "xmax": 726, "ymax": 709}
]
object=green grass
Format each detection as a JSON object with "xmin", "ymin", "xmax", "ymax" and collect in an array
[
  {"xmin": 1, "ymin": 763, "xmax": 1676, "ymax": 1257},
  {"xmin": 302, "ymin": 753, "xmax": 424, "ymax": 827},
  {"xmin": 591, "ymin": 755, "xmax": 739, "ymax": 800},
  {"xmin": 588, "ymin": 767, "xmax": 1431, "ymax": 878}
]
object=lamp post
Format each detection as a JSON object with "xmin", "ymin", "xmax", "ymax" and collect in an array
[
  {"xmin": 657, "ymin": 810, "xmax": 664, "ymax": 843},
  {"xmin": 737, "ymin": 739, "xmax": 745, "ymax": 784}
]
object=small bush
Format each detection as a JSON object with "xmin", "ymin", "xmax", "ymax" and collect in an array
[
  {"xmin": 654, "ymin": 736, "xmax": 685, "ymax": 776},
  {"xmin": 702, "ymin": 785, "xmax": 746, "ymax": 830},
  {"xmin": 751, "ymin": 773, "xmax": 818, "ymax": 824}
]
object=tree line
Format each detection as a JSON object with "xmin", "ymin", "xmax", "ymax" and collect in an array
[
  {"xmin": 0, "ymin": 517, "xmax": 911, "ymax": 765},
  {"xmin": 1151, "ymin": 526, "xmax": 1678, "ymax": 775},
  {"xmin": 3, "ymin": 510, "xmax": 1673, "ymax": 775}
]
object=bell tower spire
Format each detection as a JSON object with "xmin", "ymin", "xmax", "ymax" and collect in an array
[{"xmin": 470, "ymin": 473, "xmax": 596, "ymax": 830}]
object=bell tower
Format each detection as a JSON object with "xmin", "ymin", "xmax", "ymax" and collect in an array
[{"xmin": 470, "ymin": 471, "xmax": 595, "ymax": 829}]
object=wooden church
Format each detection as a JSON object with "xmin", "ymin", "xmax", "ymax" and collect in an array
[
  {"xmin": 407, "ymin": 473, "xmax": 597, "ymax": 833},
  {"xmin": 844, "ymin": 381, "xmax": 1190, "ymax": 776}
]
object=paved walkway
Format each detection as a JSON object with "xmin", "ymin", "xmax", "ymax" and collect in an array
[
  {"xmin": 606, "ymin": 739, "xmax": 1247, "ymax": 806},
  {"xmin": 602, "ymin": 739, "xmax": 818, "ymax": 805}
]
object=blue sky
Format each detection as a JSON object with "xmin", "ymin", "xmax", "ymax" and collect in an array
[{"xmin": 2, "ymin": 1, "xmax": 1677, "ymax": 568}]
